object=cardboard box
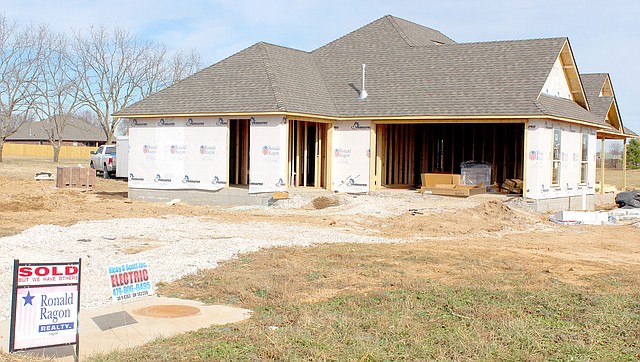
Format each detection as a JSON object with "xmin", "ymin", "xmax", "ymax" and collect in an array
[
  {"xmin": 56, "ymin": 167, "xmax": 96, "ymax": 189},
  {"xmin": 420, "ymin": 173, "xmax": 485, "ymax": 197}
]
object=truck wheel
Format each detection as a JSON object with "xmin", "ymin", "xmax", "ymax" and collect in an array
[{"xmin": 103, "ymin": 164, "xmax": 110, "ymax": 179}]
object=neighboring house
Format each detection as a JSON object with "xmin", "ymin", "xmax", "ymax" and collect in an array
[
  {"xmin": 7, "ymin": 117, "xmax": 106, "ymax": 147},
  {"xmin": 114, "ymin": 15, "xmax": 636, "ymax": 211}
]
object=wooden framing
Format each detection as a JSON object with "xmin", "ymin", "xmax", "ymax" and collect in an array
[
  {"xmin": 228, "ymin": 119, "xmax": 250, "ymax": 185},
  {"xmin": 557, "ymin": 40, "xmax": 589, "ymax": 110},
  {"xmin": 288, "ymin": 120, "xmax": 328, "ymax": 188},
  {"xmin": 372, "ymin": 123, "xmax": 525, "ymax": 189}
]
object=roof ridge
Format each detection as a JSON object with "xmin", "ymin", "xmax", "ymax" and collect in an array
[
  {"xmin": 311, "ymin": 15, "xmax": 389, "ymax": 53},
  {"xmin": 450, "ymin": 36, "xmax": 567, "ymax": 46},
  {"xmin": 385, "ymin": 15, "xmax": 415, "ymax": 47},
  {"xmin": 259, "ymin": 41, "xmax": 308, "ymax": 54},
  {"xmin": 257, "ymin": 43, "xmax": 286, "ymax": 111}
]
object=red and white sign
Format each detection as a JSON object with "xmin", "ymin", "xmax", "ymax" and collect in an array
[{"xmin": 16, "ymin": 264, "xmax": 80, "ymax": 286}]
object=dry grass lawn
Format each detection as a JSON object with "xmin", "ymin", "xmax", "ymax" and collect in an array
[{"xmin": 1, "ymin": 157, "xmax": 639, "ymax": 361}]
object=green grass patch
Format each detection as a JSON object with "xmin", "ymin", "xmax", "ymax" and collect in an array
[{"xmin": 89, "ymin": 281, "xmax": 640, "ymax": 361}]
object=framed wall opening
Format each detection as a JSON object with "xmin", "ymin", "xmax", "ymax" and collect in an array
[
  {"xmin": 228, "ymin": 119, "xmax": 250, "ymax": 185},
  {"xmin": 288, "ymin": 120, "xmax": 328, "ymax": 188},
  {"xmin": 375, "ymin": 123, "xmax": 524, "ymax": 187}
]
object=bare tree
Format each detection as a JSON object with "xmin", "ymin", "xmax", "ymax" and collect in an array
[
  {"xmin": 0, "ymin": 15, "xmax": 46, "ymax": 162},
  {"xmin": 34, "ymin": 30, "xmax": 81, "ymax": 162},
  {"xmin": 167, "ymin": 48, "xmax": 202, "ymax": 85},
  {"xmin": 72, "ymin": 26, "xmax": 155, "ymax": 144}
]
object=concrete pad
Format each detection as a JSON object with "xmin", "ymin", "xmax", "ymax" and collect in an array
[{"xmin": 0, "ymin": 295, "xmax": 251, "ymax": 360}]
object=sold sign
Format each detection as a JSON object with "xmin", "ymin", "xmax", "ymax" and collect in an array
[{"xmin": 16, "ymin": 265, "xmax": 80, "ymax": 286}]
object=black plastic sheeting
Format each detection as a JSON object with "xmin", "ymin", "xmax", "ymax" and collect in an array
[{"xmin": 615, "ymin": 191, "xmax": 640, "ymax": 209}]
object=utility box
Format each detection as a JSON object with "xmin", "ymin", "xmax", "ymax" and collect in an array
[{"xmin": 116, "ymin": 136, "xmax": 129, "ymax": 178}]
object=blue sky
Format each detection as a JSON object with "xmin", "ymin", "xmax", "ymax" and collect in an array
[{"xmin": 4, "ymin": 0, "xmax": 639, "ymax": 134}]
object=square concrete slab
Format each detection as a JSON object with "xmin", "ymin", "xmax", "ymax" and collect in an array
[{"xmin": 91, "ymin": 311, "xmax": 138, "ymax": 331}]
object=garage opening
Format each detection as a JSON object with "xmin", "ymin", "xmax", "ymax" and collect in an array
[
  {"xmin": 228, "ymin": 119, "xmax": 250, "ymax": 185},
  {"xmin": 375, "ymin": 123, "xmax": 524, "ymax": 187},
  {"xmin": 288, "ymin": 120, "xmax": 328, "ymax": 188}
]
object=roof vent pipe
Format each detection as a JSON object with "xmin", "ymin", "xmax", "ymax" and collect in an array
[{"xmin": 359, "ymin": 64, "xmax": 368, "ymax": 100}]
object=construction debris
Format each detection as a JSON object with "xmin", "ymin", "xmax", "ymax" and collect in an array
[
  {"xmin": 615, "ymin": 191, "xmax": 640, "ymax": 209},
  {"xmin": 501, "ymin": 179, "xmax": 523, "ymax": 194},
  {"xmin": 34, "ymin": 171, "xmax": 55, "ymax": 181},
  {"xmin": 550, "ymin": 208, "xmax": 640, "ymax": 225},
  {"xmin": 420, "ymin": 173, "xmax": 485, "ymax": 197}
]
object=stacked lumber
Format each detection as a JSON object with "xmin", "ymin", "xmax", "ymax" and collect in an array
[{"xmin": 501, "ymin": 179, "xmax": 522, "ymax": 194}]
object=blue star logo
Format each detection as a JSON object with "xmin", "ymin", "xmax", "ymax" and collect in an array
[{"xmin": 22, "ymin": 291, "xmax": 34, "ymax": 306}]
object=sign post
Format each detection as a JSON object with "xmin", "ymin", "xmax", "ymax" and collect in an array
[{"xmin": 9, "ymin": 259, "xmax": 81, "ymax": 360}]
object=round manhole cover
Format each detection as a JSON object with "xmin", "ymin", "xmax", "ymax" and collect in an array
[{"xmin": 132, "ymin": 305, "xmax": 201, "ymax": 318}]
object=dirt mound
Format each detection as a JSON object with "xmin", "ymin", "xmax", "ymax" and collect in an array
[
  {"xmin": 309, "ymin": 195, "xmax": 342, "ymax": 209},
  {"xmin": 467, "ymin": 200, "xmax": 516, "ymax": 220}
]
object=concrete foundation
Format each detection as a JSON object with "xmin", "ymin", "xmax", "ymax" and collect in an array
[
  {"xmin": 129, "ymin": 186, "xmax": 276, "ymax": 207},
  {"xmin": 522, "ymin": 194, "xmax": 604, "ymax": 212}
]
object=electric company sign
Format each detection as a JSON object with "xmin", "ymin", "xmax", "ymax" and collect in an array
[
  {"xmin": 108, "ymin": 260, "xmax": 153, "ymax": 303},
  {"xmin": 10, "ymin": 260, "xmax": 81, "ymax": 353}
]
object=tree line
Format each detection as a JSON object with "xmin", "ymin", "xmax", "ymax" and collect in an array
[{"xmin": 0, "ymin": 14, "xmax": 201, "ymax": 162}]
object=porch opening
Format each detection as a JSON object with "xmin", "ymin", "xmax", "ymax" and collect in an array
[
  {"xmin": 288, "ymin": 120, "xmax": 328, "ymax": 188},
  {"xmin": 375, "ymin": 123, "xmax": 524, "ymax": 188},
  {"xmin": 229, "ymin": 119, "xmax": 250, "ymax": 185}
]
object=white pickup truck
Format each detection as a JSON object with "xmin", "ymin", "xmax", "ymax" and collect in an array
[{"xmin": 90, "ymin": 144, "xmax": 117, "ymax": 179}]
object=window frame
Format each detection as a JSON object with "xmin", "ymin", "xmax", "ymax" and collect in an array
[
  {"xmin": 551, "ymin": 128, "xmax": 562, "ymax": 186},
  {"xmin": 580, "ymin": 132, "xmax": 589, "ymax": 185}
]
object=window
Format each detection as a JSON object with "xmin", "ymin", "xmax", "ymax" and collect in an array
[
  {"xmin": 551, "ymin": 129, "xmax": 561, "ymax": 185},
  {"xmin": 580, "ymin": 133, "xmax": 588, "ymax": 184}
]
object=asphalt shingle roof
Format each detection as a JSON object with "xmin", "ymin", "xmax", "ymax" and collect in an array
[
  {"xmin": 581, "ymin": 73, "xmax": 614, "ymax": 121},
  {"xmin": 115, "ymin": 15, "xmax": 616, "ymax": 129},
  {"xmin": 8, "ymin": 117, "xmax": 105, "ymax": 142}
]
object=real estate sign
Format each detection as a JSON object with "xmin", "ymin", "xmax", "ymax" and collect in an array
[
  {"xmin": 10, "ymin": 260, "xmax": 81, "ymax": 353},
  {"xmin": 107, "ymin": 261, "xmax": 153, "ymax": 303}
]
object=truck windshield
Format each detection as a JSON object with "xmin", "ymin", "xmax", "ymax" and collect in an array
[{"xmin": 106, "ymin": 146, "xmax": 116, "ymax": 154}]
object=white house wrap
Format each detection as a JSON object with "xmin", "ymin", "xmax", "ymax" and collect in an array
[
  {"xmin": 331, "ymin": 121, "xmax": 371, "ymax": 193},
  {"xmin": 248, "ymin": 116, "xmax": 288, "ymax": 194}
]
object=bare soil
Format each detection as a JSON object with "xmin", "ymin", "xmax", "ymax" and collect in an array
[{"xmin": 1, "ymin": 157, "xmax": 639, "ymax": 289}]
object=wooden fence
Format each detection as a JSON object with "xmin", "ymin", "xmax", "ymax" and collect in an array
[{"xmin": 3, "ymin": 143, "xmax": 96, "ymax": 159}]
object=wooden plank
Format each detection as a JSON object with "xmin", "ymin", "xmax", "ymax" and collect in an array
[
  {"xmin": 600, "ymin": 138, "xmax": 605, "ymax": 194},
  {"xmin": 522, "ymin": 121, "xmax": 528, "ymax": 198},
  {"xmin": 623, "ymin": 138, "xmax": 627, "ymax": 190},
  {"xmin": 492, "ymin": 124, "xmax": 497, "ymax": 184},
  {"xmin": 376, "ymin": 124, "xmax": 384, "ymax": 187},
  {"xmin": 398, "ymin": 125, "xmax": 405, "ymax": 184},
  {"xmin": 409, "ymin": 125, "xmax": 415, "ymax": 185},
  {"xmin": 303, "ymin": 122, "xmax": 308, "ymax": 187},
  {"xmin": 243, "ymin": 119, "xmax": 250, "ymax": 185},
  {"xmin": 296, "ymin": 121, "xmax": 302, "ymax": 186},
  {"xmin": 369, "ymin": 122, "xmax": 377, "ymax": 191},
  {"xmin": 502, "ymin": 124, "xmax": 507, "ymax": 182},
  {"xmin": 326, "ymin": 123, "xmax": 333, "ymax": 191},
  {"xmin": 315, "ymin": 123, "xmax": 320, "ymax": 187}
]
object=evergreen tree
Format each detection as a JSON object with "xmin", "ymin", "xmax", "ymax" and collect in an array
[{"xmin": 627, "ymin": 138, "xmax": 640, "ymax": 169}]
